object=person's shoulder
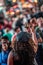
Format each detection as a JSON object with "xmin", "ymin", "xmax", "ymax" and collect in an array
[{"xmin": 8, "ymin": 51, "xmax": 13, "ymax": 58}]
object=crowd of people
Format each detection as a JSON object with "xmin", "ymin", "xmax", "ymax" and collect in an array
[{"xmin": 0, "ymin": 2, "xmax": 43, "ymax": 65}]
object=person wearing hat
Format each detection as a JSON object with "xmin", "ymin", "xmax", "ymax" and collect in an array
[{"xmin": 0, "ymin": 36, "xmax": 11, "ymax": 65}]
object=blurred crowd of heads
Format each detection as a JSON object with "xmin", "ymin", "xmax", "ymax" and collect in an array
[{"xmin": 0, "ymin": 3, "xmax": 43, "ymax": 42}]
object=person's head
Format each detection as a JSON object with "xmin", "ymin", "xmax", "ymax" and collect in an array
[
  {"xmin": 40, "ymin": 5, "xmax": 43, "ymax": 12},
  {"xmin": 5, "ymin": 25, "xmax": 11, "ymax": 33},
  {"xmin": 24, "ymin": 23, "xmax": 30, "ymax": 33},
  {"xmin": 37, "ymin": 17, "xmax": 43, "ymax": 28},
  {"xmin": 1, "ymin": 36, "xmax": 9, "ymax": 51},
  {"xmin": 32, "ymin": 7, "xmax": 36, "ymax": 14},
  {"xmin": 15, "ymin": 9, "xmax": 20, "ymax": 16},
  {"xmin": 12, "ymin": 32, "xmax": 35, "ymax": 65},
  {"xmin": 30, "ymin": 18, "xmax": 37, "ymax": 28},
  {"xmin": 14, "ymin": 26, "xmax": 21, "ymax": 33}
]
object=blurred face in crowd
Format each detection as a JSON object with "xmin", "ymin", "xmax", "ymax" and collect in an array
[
  {"xmin": 30, "ymin": 18, "xmax": 37, "ymax": 28},
  {"xmin": 40, "ymin": 5, "xmax": 43, "ymax": 12},
  {"xmin": 37, "ymin": 17, "xmax": 43, "ymax": 28},
  {"xmin": 32, "ymin": 8, "xmax": 36, "ymax": 14},
  {"xmin": 1, "ymin": 39, "xmax": 8, "ymax": 51},
  {"xmin": 15, "ymin": 27, "xmax": 21, "ymax": 33},
  {"xmin": 25, "ymin": 23, "xmax": 30, "ymax": 33},
  {"xmin": 15, "ymin": 10, "xmax": 20, "ymax": 17}
]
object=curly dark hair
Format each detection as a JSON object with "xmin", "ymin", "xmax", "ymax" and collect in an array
[{"xmin": 12, "ymin": 32, "xmax": 35, "ymax": 65}]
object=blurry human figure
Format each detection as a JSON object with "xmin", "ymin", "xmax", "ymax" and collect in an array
[
  {"xmin": 40, "ymin": 5, "xmax": 43, "ymax": 12},
  {"xmin": 11, "ymin": 26, "xmax": 21, "ymax": 48},
  {"xmin": 12, "ymin": 16, "xmax": 18, "ymax": 29},
  {"xmin": 32, "ymin": 8, "xmax": 37, "ymax": 14},
  {"xmin": 29, "ymin": 20, "xmax": 38, "ymax": 53},
  {"xmin": 35, "ymin": 17, "xmax": 43, "ymax": 65},
  {"xmin": 15, "ymin": 18, "xmax": 23, "ymax": 31},
  {"xmin": 23, "ymin": 10, "xmax": 31, "ymax": 21},
  {"xmin": 3, "ymin": 25, "xmax": 13, "ymax": 42},
  {"xmin": 36, "ymin": 17, "xmax": 43, "ymax": 40},
  {"xmin": 0, "ymin": 36, "xmax": 10, "ymax": 65},
  {"xmin": 30, "ymin": 18, "xmax": 42, "ymax": 43},
  {"xmin": 7, "ymin": 32, "xmax": 38, "ymax": 65},
  {"xmin": 24, "ymin": 22, "xmax": 31, "ymax": 33},
  {"xmin": 30, "ymin": 18, "xmax": 37, "ymax": 28}
]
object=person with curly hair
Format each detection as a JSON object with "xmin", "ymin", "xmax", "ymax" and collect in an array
[{"xmin": 7, "ymin": 32, "xmax": 38, "ymax": 65}]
